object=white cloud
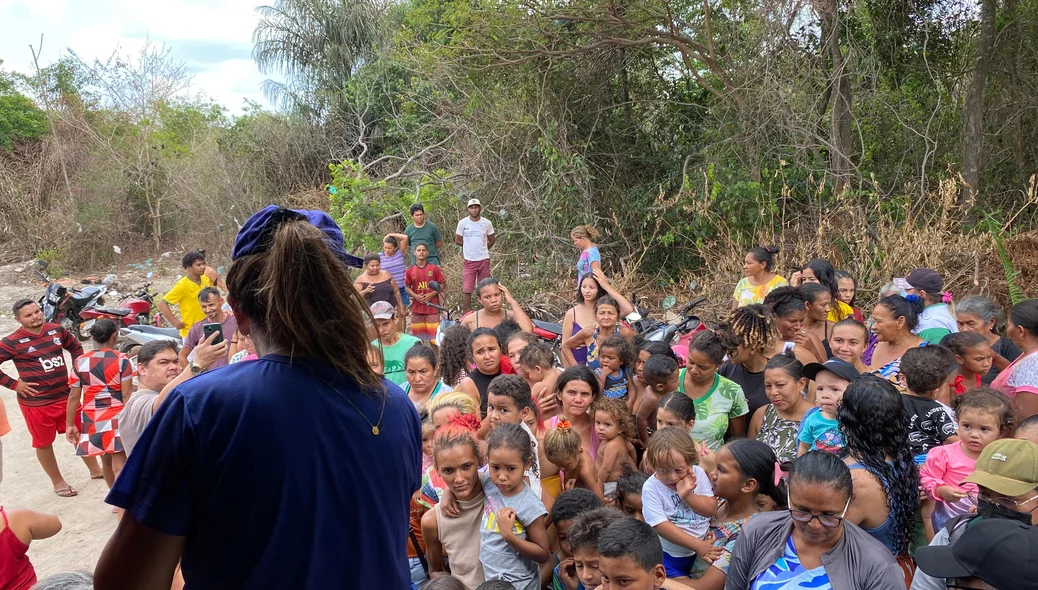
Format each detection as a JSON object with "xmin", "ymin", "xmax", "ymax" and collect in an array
[{"xmin": 0, "ymin": 0, "xmax": 276, "ymax": 115}]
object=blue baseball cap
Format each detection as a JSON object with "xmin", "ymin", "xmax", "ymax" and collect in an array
[{"xmin": 232, "ymin": 205, "xmax": 364, "ymax": 268}]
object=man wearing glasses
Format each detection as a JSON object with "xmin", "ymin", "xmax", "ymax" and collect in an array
[{"xmin": 911, "ymin": 438, "xmax": 1038, "ymax": 590}]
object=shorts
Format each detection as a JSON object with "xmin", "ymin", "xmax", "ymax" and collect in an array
[
  {"xmin": 462, "ymin": 259, "xmax": 491, "ymax": 294},
  {"xmin": 20, "ymin": 399, "xmax": 82, "ymax": 449},
  {"xmin": 663, "ymin": 551, "xmax": 697, "ymax": 578},
  {"xmin": 411, "ymin": 314, "xmax": 440, "ymax": 342}
]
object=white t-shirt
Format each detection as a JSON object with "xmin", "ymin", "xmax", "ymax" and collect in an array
[
  {"xmin": 455, "ymin": 217, "xmax": 494, "ymax": 261},
  {"xmin": 642, "ymin": 466, "xmax": 714, "ymax": 557}
]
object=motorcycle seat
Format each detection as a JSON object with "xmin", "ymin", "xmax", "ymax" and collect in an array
[
  {"xmin": 97, "ymin": 307, "xmax": 132, "ymax": 317},
  {"xmin": 532, "ymin": 319, "xmax": 563, "ymax": 336},
  {"xmin": 128, "ymin": 325, "xmax": 182, "ymax": 339}
]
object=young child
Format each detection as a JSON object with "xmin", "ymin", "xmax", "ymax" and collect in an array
[
  {"xmin": 592, "ymin": 398, "xmax": 636, "ymax": 496},
  {"xmin": 481, "ymin": 424, "xmax": 551, "ymax": 590},
  {"xmin": 594, "ymin": 335, "xmax": 638, "ymax": 410},
  {"xmin": 641, "ymin": 427, "xmax": 718, "ymax": 580},
  {"xmin": 559, "ymin": 507, "xmax": 627, "ymax": 590},
  {"xmin": 486, "ymin": 375, "xmax": 543, "ymax": 500},
  {"xmin": 519, "ymin": 342, "xmax": 561, "ymax": 421},
  {"xmin": 546, "ymin": 489, "xmax": 604, "ymax": 590},
  {"xmin": 597, "ymin": 511, "xmax": 667, "ymax": 590},
  {"xmin": 636, "ymin": 355, "xmax": 680, "ymax": 447},
  {"xmin": 921, "ymin": 387, "xmax": 1014, "ymax": 536},
  {"xmin": 422, "ymin": 415, "xmax": 487, "ymax": 590},
  {"xmin": 543, "ymin": 420, "xmax": 604, "ymax": 498},
  {"xmin": 614, "ymin": 464, "xmax": 649, "ymax": 521},
  {"xmin": 0, "ymin": 506, "xmax": 61, "ymax": 588},
  {"xmin": 946, "ymin": 331, "xmax": 994, "ymax": 396},
  {"xmin": 797, "ymin": 359, "xmax": 859, "ymax": 456},
  {"xmin": 899, "ymin": 346, "xmax": 960, "ymax": 464}
]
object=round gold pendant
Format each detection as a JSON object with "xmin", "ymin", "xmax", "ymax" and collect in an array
[{"xmin": 371, "ymin": 425, "xmax": 380, "ymax": 435}]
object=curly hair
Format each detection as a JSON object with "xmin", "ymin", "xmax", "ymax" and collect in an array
[
  {"xmin": 838, "ymin": 374, "xmax": 919, "ymax": 556},
  {"xmin": 438, "ymin": 324, "xmax": 472, "ymax": 388},
  {"xmin": 764, "ymin": 286, "xmax": 808, "ymax": 319},
  {"xmin": 598, "ymin": 334, "xmax": 635, "ymax": 370},
  {"xmin": 592, "ymin": 398, "xmax": 635, "ymax": 439},
  {"xmin": 727, "ymin": 304, "xmax": 775, "ymax": 354}
]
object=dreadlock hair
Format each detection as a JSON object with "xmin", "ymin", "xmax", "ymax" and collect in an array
[
  {"xmin": 598, "ymin": 334, "xmax": 635, "ymax": 370},
  {"xmin": 764, "ymin": 286, "xmax": 808, "ymax": 319},
  {"xmin": 544, "ymin": 421, "xmax": 583, "ymax": 466},
  {"xmin": 486, "ymin": 422, "xmax": 538, "ymax": 476},
  {"xmin": 838, "ymin": 374, "xmax": 919, "ymax": 555},
  {"xmin": 727, "ymin": 304, "xmax": 775, "ymax": 354},
  {"xmin": 952, "ymin": 387, "xmax": 1015, "ymax": 436},
  {"xmin": 438, "ymin": 324, "xmax": 472, "ymax": 388},
  {"xmin": 432, "ymin": 413, "xmax": 483, "ymax": 468},
  {"xmin": 592, "ymin": 398, "xmax": 635, "ymax": 439}
]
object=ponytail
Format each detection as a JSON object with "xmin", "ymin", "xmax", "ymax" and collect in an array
[{"xmin": 227, "ymin": 220, "xmax": 380, "ymax": 389}]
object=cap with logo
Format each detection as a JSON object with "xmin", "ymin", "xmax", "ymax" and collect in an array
[
  {"xmin": 915, "ymin": 518, "xmax": 1037, "ymax": 588},
  {"xmin": 466, "ymin": 198, "xmax": 482, "ymax": 208},
  {"xmin": 802, "ymin": 358, "xmax": 860, "ymax": 384},
  {"xmin": 369, "ymin": 301, "xmax": 396, "ymax": 320},
  {"xmin": 893, "ymin": 268, "xmax": 943, "ymax": 295},
  {"xmin": 962, "ymin": 438, "xmax": 1038, "ymax": 497}
]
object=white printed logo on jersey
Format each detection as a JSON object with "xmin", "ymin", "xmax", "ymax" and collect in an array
[
  {"xmin": 39, "ymin": 356, "xmax": 64, "ymax": 372},
  {"xmin": 26, "ymin": 346, "xmax": 35, "ymax": 353}
]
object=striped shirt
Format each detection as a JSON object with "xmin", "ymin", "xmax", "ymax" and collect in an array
[
  {"xmin": 380, "ymin": 251, "xmax": 407, "ymax": 291},
  {"xmin": 0, "ymin": 324, "xmax": 84, "ymax": 407}
]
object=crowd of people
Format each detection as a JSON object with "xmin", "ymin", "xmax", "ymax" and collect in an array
[{"xmin": 0, "ymin": 201, "xmax": 1034, "ymax": 590}]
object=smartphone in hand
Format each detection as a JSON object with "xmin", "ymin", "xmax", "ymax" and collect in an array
[{"xmin": 203, "ymin": 323, "xmax": 224, "ymax": 345}]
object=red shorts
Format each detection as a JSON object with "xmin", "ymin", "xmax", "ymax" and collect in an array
[
  {"xmin": 19, "ymin": 399, "xmax": 82, "ymax": 449},
  {"xmin": 462, "ymin": 259, "xmax": 491, "ymax": 294}
]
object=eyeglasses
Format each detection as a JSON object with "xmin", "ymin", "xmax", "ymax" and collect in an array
[
  {"xmin": 968, "ymin": 490, "xmax": 1038, "ymax": 511},
  {"xmin": 787, "ymin": 492, "xmax": 851, "ymax": 528}
]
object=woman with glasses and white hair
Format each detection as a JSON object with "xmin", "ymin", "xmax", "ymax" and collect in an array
[{"xmin": 725, "ymin": 451, "xmax": 905, "ymax": 589}]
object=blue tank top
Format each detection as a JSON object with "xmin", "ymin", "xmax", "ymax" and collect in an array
[{"xmin": 847, "ymin": 461, "xmax": 898, "ymax": 554}]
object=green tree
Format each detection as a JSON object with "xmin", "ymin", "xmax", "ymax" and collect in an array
[{"xmin": 0, "ymin": 62, "xmax": 47, "ymax": 149}]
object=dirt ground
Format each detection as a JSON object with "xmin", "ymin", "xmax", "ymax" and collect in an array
[{"xmin": 0, "ymin": 260, "xmax": 181, "ymax": 579}]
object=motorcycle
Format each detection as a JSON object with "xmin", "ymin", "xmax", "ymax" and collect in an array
[
  {"xmin": 79, "ymin": 283, "xmax": 158, "ymax": 334},
  {"xmin": 34, "ymin": 261, "xmax": 109, "ymax": 339},
  {"xmin": 119, "ymin": 323, "xmax": 183, "ymax": 368},
  {"xmin": 629, "ymin": 282, "xmax": 707, "ymax": 364}
]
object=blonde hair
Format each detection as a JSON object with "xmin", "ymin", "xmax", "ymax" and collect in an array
[
  {"xmin": 646, "ymin": 427, "xmax": 699, "ymax": 470},
  {"xmin": 428, "ymin": 391, "xmax": 478, "ymax": 422},
  {"xmin": 543, "ymin": 422, "xmax": 582, "ymax": 464},
  {"xmin": 592, "ymin": 398, "xmax": 635, "ymax": 439},
  {"xmin": 570, "ymin": 225, "xmax": 599, "ymax": 241}
]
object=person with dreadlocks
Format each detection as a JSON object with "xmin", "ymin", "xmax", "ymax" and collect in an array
[
  {"xmin": 762, "ymin": 286, "xmax": 821, "ymax": 368},
  {"xmin": 718, "ymin": 304, "xmax": 777, "ymax": 419}
]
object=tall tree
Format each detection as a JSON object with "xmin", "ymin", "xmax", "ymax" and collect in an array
[{"xmin": 961, "ymin": 0, "xmax": 997, "ymax": 205}]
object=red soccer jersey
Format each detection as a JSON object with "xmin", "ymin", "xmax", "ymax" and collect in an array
[
  {"xmin": 405, "ymin": 263, "xmax": 446, "ymax": 316},
  {"xmin": 0, "ymin": 324, "xmax": 84, "ymax": 407}
]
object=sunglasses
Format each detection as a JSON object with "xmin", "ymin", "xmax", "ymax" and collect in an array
[{"xmin": 787, "ymin": 491, "xmax": 851, "ymax": 528}]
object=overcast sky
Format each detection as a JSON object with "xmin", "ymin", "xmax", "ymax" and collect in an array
[{"xmin": 0, "ymin": 0, "xmax": 274, "ymax": 115}]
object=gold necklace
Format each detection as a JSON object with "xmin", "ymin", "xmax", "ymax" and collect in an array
[{"xmin": 309, "ymin": 368, "xmax": 387, "ymax": 436}]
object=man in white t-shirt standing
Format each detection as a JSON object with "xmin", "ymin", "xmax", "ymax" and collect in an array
[{"xmin": 455, "ymin": 197, "xmax": 496, "ymax": 314}]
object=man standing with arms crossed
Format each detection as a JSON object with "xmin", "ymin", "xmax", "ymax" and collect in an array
[
  {"xmin": 455, "ymin": 197, "xmax": 495, "ymax": 314},
  {"xmin": 158, "ymin": 251, "xmax": 212, "ymax": 338},
  {"xmin": 0, "ymin": 299, "xmax": 102, "ymax": 497}
]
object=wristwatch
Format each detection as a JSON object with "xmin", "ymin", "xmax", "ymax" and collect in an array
[{"xmin": 189, "ymin": 363, "xmax": 205, "ymax": 375}]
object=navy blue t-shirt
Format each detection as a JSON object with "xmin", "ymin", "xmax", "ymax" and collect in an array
[{"xmin": 108, "ymin": 354, "xmax": 422, "ymax": 589}]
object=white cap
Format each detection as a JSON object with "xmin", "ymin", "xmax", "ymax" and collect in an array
[{"xmin": 467, "ymin": 198, "xmax": 482, "ymax": 208}]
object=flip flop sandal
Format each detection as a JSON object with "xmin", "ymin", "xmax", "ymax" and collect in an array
[{"xmin": 55, "ymin": 486, "xmax": 78, "ymax": 498}]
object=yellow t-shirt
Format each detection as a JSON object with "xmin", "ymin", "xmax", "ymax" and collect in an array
[
  {"xmin": 733, "ymin": 275, "xmax": 788, "ymax": 307},
  {"xmin": 163, "ymin": 275, "xmax": 213, "ymax": 337},
  {"xmin": 828, "ymin": 300, "xmax": 854, "ymax": 322}
]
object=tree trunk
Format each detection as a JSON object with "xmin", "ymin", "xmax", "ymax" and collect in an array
[
  {"xmin": 961, "ymin": 0, "xmax": 997, "ymax": 207},
  {"xmin": 819, "ymin": 0, "xmax": 853, "ymax": 191}
]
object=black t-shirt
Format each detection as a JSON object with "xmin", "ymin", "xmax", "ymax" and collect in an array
[
  {"xmin": 940, "ymin": 333, "xmax": 1022, "ymax": 384},
  {"xmin": 902, "ymin": 394, "xmax": 957, "ymax": 457},
  {"xmin": 719, "ymin": 361, "xmax": 767, "ymax": 419}
]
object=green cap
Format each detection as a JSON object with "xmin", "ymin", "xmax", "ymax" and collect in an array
[{"xmin": 962, "ymin": 438, "xmax": 1038, "ymax": 497}]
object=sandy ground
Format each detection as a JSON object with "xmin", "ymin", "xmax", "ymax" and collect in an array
[{"xmin": 0, "ymin": 261, "xmax": 181, "ymax": 579}]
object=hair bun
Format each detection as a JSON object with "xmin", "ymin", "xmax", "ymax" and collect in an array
[
  {"xmin": 905, "ymin": 294, "xmax": 920, "ymax": 303},
  {"xmin": 766, "ymin": 246, "xmax": 780, "ymax": 254}
]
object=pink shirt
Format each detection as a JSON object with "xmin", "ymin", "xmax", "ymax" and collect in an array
[
  {"xmin": 990, "ymin": 349, "xmax": 1038, "ymax": 399},
  {"xmin": 920, "ymin": 441, "xmax": 978, "ymax": 500}
]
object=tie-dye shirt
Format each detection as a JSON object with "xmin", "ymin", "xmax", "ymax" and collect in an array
[{"xmin": 751, "ymin": 536, "xmax": 832, "ymax": 590}]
